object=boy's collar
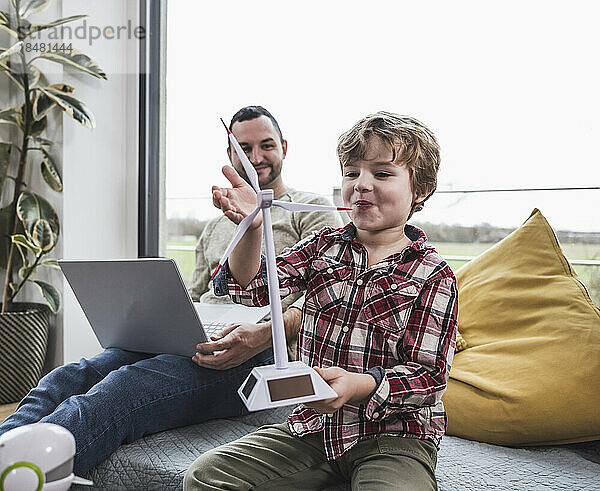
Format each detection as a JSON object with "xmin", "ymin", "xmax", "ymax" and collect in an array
[
  {"xmin": 340, "ymin": 223, "xmax": 357, "ymax": 241},
  {"xmin": 341, "ymin": 222, "xmax": 428, "ymax": 253}
]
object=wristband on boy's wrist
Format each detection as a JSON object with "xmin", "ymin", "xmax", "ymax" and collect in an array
[{"xmin": 365, "ymin": 366, "xmax": 385, "ymax": 390}]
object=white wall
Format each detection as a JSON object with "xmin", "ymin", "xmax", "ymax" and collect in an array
[{"xmin": 61, "ymin": 0, "xmax": 139, "ymax": 362}]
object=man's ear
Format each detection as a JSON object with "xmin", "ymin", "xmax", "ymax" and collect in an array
[{"xmin": 281, "ymin": 139, "xmax": 288, "ymax": 159}]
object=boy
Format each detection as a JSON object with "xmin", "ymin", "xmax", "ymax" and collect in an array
[{"xmin": 185, "ymin": 112, "xmax": 458, "ymax": 490}]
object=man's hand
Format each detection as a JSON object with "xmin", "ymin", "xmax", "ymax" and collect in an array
[
  {"xmin": 306, "ymin": 367, "xmax": 376, "ymax": 414},
  {"xmin": 192, "ymin": 321, "xmax": 271, "ymax": 370},
  {"xmin": 212, "ymin": 166, "xmax": 262, "ymax": 229}
]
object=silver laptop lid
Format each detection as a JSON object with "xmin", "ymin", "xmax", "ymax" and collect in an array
[{"xmin": 59, "ymin": 258, "xmax": 207, "ymax": 356}]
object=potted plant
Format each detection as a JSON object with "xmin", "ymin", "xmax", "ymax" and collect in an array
[{"xmin": 0, "ymin": 0, "xmax": 106, "ymax": 403}]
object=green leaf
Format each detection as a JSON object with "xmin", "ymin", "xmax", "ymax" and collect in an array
[
  {"xmin": 32, "ymin": 218, "xmax": 55, "ymax": 251},
  {"xmin": 16, "ymin": 191, "xmax": 59, "ymax": 251},
  {"xmin": 18, "ymin": 263, "xmax": 35, "ymax": 280},
  {"xmin": 38, "ymin": 48, "xmax": 107, "ymax": 80},
  {"xmin": 19, "ymin": 0, "xmax": 52, "ymax": 18},
  {"xmin": 49, "ymin": 83, "xmax": 74, "ymax": 92},
  {"xmin": 30, "ymin": 135, "xmax": 53, "ymax": 146},
  {"xmin": 0, "ymin": 142, "xmax": 11, "ymax": 199},
  {"xmin": 0, "ymin": 23, "xmax": 18, "ymax": 39},
  {"xmin": 40, "ymin": 257, "xmax": 59, "ymax": 269},
  {"xmin": 5, "ymin": 60, "xmax": 41, "ymax": 90},
  {"xmin": 40, "ymin": 148, "xmax": 62, "ymax": 192},
  {"xmin": 20, "ymin": 96, "xmax": 46, "ymax": 134},
  {"xmin": 32, "ymin": 84, "xmax": 74, "ymax": 120},
  {"xmin": 2, "ymin": 61, "xmax": 24, "ymax": 90},
  {"xmin": 27, "ymin": 63, "xmax": 41, "ymax": 87},
  {"xmin": 0, "ymin": 8, "xmax": 18, "ymax": 38},
  {"xmin": 30, "ymin": 115, "xmax": 47, "ymax": 136},
  {"xmin": 11, "ymin": 233, "xmax": 41, "ymax": 255},
  {"xmin": 0, "ymin": 205, "xmax": 25, "ymax": 272},
  {"xmin": 13, "ymin": 240, "xmax": 27, "ymax": 266},
  {"xmin": 33, "ymin": 279, "xmax": 60, "ymax": 313},
  {"xmin": 32, "ymin": 91, "xmax": 54, "ymax": 120},
  {"xmin": 39, "ymin": 87, "xmax": 95, "ymax": 128},
  {"xmin": 2, "ymin": 68, "xmax": 24, "ymax": 90},
  {"xmin": 0, "ymin": 107, "xmax": 22, "ymax": 127},
  {"xmin": 0, "ymin": 41, "xmax": 22, "ymax": 63},
  {"xmin": 26, "ymin": 14, "xmax": 87, "ymax": 37}
]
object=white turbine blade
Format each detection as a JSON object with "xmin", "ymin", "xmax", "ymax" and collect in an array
[
  {"xmin": 72, "ymin": 476, "xmax": 94, "ymax": 486},
  {"xmin": 272, "ymin": 200, "xmax": 351, "ymax": 213},
  {"xmin": 211, "ymin": 206, "xmax": 261, "ymax": 280},
  {"xmin": 221, "ymin": 118, "xmax": 261, "ymax": 193}
]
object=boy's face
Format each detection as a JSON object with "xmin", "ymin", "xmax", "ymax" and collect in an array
[
  {"xmin": 227, "ymin": 115, "xmax": 287, "ymax": 189},
  {"xmin": 341, "ymin": 137, "xmax": 423, "ymax": 233}
]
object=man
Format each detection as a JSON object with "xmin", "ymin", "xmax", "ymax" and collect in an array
[
  {"xmin": 189, "ymin": 106, "xmax": 341, "ymax": 367},
  {"xmin": 0, "ymin": 106, "xmax": 342, "ymax": 475}
]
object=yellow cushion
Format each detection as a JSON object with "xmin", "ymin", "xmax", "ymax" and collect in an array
[
  {"xmin": 454, "ymin": 330, "xmax": 467, "ymax": 352},
  {"xmin": 443, "ymin": 208, "xmax": 600, "ymax": 446}
]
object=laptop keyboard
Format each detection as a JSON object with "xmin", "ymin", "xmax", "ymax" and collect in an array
[{"xmin": 203, "ymin": 322, "xmax": 229, "ymax": 338}]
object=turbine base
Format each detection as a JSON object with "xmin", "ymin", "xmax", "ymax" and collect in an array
[{"xmin": 238, "ymin": 361, "xmax": 338, "ymax": 411}]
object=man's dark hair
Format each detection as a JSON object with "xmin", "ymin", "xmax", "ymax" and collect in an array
[{"xmin": 229, "ymin": 106, "xmax": 284, "ymax": 143}]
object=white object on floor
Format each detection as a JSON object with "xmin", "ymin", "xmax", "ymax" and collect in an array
[{"xmin": 0, "ymin": 423, "xmax": 93, "ymax": 490}]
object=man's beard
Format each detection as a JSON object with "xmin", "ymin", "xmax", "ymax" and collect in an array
[{"xmin": 240, "ymin": 161, "xmax": 282, "ymax": 189}]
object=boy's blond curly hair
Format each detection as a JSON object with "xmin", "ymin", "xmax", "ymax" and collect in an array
[{"xmin": 336, "ymin": 111, "xmax": 440, "ymax": 219}]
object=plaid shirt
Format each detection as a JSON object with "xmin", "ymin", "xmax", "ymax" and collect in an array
[{"xmin": 217, "ymin": 223, "xmax": 458, "ymax": 460}]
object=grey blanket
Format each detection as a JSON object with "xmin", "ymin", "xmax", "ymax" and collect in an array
[{"xmin": 78, "ymin": 407, "xmax": 599, "ymax": 490}]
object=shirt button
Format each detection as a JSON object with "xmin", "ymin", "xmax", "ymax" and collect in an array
[
  {"xmin": 342, "ymin": 326, "xmax": 349, "ymax": 333},
  {"xmin": 327, "ymin": 268, "xmax": 333, "ymax": 274},
  {"xmin": 326, "ymin": 413, "xmax": 333, "ymax": 418},
  {"xmin": 391, "ymin": 283, "xmax": 398, "ymax": 290},
  {"xmin": 356, "ymin": 279, "xmax": 364, "ymax": 286},
  {"xmin": 373, "ymin": 411, "xmax": 380, "ymax": 419}
]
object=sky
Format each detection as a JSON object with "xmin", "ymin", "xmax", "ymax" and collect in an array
[{"xmin": 165, "ymin": 0, "xmax": 599, "ymax": 233}]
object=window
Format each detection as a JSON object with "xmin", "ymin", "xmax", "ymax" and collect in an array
[{"xmin": 156, "ymin": 1, "xmax": 599, "ymax": 304}]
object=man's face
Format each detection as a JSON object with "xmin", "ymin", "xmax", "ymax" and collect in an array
[
  {"xmin": 341, "ymin": 137, "xmax": 423, "ymax": 233},
  {"xmin": 228, "ymin": 115, "xmax": 287, "ymax": 189}
]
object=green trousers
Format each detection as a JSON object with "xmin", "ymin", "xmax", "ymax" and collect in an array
[{"xmin": 184, "ymin": 423, "xmax": 438, "ymax": 490}]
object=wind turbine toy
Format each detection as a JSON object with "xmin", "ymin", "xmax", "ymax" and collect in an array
[{"xmin": 213, "ymin": 118, "xmax": 351, "ymax": 411}]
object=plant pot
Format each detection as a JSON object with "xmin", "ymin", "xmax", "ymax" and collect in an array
[{"xmin": 0, "ymin": 302, "xmax": 50, "ymax": 404}]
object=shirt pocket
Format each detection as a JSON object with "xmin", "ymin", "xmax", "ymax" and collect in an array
[
  {"xmin": 307, "ymin": 257, "xmax": 352, "ymax": 311},
  {"xmin": 362, "ymin": 276, "xmax": 420, "ymax": 332}
]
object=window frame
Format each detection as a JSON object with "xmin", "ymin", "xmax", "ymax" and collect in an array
[{"xmin": 138, "ymin": 0, "xmax": 164, "ymax": 257}]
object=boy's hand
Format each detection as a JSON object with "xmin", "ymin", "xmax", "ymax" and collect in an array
[
  {"xmin": 212, "ymin": 166, "xmax": 262, "ymax": 229},
  {"xmin": 305, "ymin": 367, "xmax": 376, "ymax": 414},
  {"xmin": 192, "ymin": 321, "xmax": 271, "ymax": 370}
]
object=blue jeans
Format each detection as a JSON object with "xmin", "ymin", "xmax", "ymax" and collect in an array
[{"xmin": 0, "ymin": 347, "xmax": 274, "ymax": 475}]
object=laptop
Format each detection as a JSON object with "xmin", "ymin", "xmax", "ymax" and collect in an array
[{"xmin": 59, "ymin": 258, "xmax": 270, "ymax": 357}]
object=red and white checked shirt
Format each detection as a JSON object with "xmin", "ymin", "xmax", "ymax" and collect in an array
[{"xmin": 217, "ymin": 223, "xmax": 458, "ymax": 460}]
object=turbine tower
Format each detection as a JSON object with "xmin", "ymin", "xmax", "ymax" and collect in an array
[{"xmin": 213, "ymin": 119, "xmax": 350, "ymax": 411}]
